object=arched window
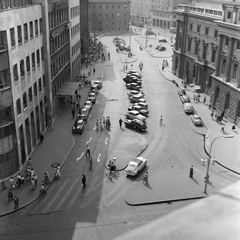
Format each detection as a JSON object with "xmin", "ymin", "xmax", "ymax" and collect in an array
[
  {"xmin": 222, "ymin": 58, "xmax": 226, "ymax": 73},
  {"xmin": 225, "ymin": 92, "xmax": 230, "ymax": 109},
  {"xmin": 215, "ymin": 86, "xmax": 220, "ymax": 103}
]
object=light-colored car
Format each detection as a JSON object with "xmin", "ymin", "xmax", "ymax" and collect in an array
[
  {"xmin": 180, "ymin": 94, "xmax": 190, "ymax": 103},
  {"xmin": 191, "ymin": 114, "xmax": 203, "ymax": 126},
  {"xmin": 128, "ymin": 105, "xmax": 149, "ymax": 116},
  {"xmin": 92, "ymin": 80, "xmax": 102, "ymax": 89},
  {"xmin": 129, "ymin": 94, "xmax": 146, "ymax": 103},
  {"xmin": 84, "ymin": 100, "xmax": 92, "ymax": 110},
  {"xmin": 126, "ymin": 110, "xmax": 146, "ymax": 122},
  {"xmin": 127, "ymin": 90, "xmax": 144, "ymax": 98},
  {"xmin": 126, "ymin": 83, "xmax": 141, "ymax": 90},
  {"xmin": 133, "ymin": 102, "xmax": 148, "ymax": 110},
  {"xmin": 88, "ymin": 92, "xmax": 97, "ymax": 104},
  {"xmin": 125, "ymin": 156, "xmax": 147, "ymax": 176},
  {"xmin": 183, "ymin": 103, "xmax": 194, "ymax": 114}
]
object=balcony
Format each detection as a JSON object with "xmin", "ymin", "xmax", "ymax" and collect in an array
[{"xmin": 196, "ymin": 56, "xmax": 207, "ymax": 65}]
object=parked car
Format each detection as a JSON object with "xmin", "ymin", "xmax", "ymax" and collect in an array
[
  {"xmin": 128, "ymin": 105, "xmax": 149, "ymax": 115},
  {"xmin": 78, "ymin": 106, "xmax": 90, "ymax": 121},
  {"xmin": 127, "ymin": 107, "xmax": 148, "ymax": 117},
  {"xmin": 145, "ymin": 30, "xmax": 155, "ymax": 35},
  {"xmin": 180, "ymin": 94, "xmax": 191, "ymax": 103},
  {"xmin": 127, "ymin": 90, "xmax": 144, "ymax": 98},
  {"xmin": 124, "ymin": 119, "xmax": 147, "ymax": 132},
  {"xmin": 133, "ymin": 102, "xmax": 148, "ymax": 110},
  {"xmin": 84, "ymin": 100, "xmax": 92, "ymax": 110},
  {"xmin": 158, "ymin": 39, "xmax": 168, "ymax": 43},
  {"xmin": 72, "ymin": 118, "xmax": 86, "ymax": 134},
  {"xmin": 129, "ymin": 94, "xmax": 146, "ymax": 103},
  {"xmin": 119, "ymin": 45, "xmax": 131, "ymax": 52},
  {"xmin": 92, "ymin": 80, "xmax": 102, "ymax": 89},
  {"xmin": 126, "ymin": 110, "xmax": 146, "ymax": 122},
  {"xmin": 123, "ymin": 76, "xmax": 142, "ymax": 85},
  {"xmin": 88, "ymin": 92, "xmax": 97, "ymax": 104},
  {"xmin": 178, "ymin": 88, "xmax": 186, "ymax": 96},
  {"xmin": 126, "ymin": 83, "xmax": 141, "ymax": 90},
  {"xmin": 90, "ymin": 85, "xmax": 98, "ymax": 94},
  {"xmin": 155, "ymin": 45, "xmax": 162, "ymax": 50},
  {"xmin": 127, "ymin": 70, "xmax": 139, "ymax": 74},
  {"xmin": 125, "ymin": 156, "xmax": 147, "ymax": 176},
  {"xmin": 128, "ymin": 72, "xmax": 142, "ymax": 79},
  {"xmin": 183, "ymin": 103, "xmax": 194, "ymax": 114},
  {"xmin": 191, "ymin": 114, "xmax": 203, "ymax": 126},
  {"xmin": 157, "ymin": 46, "xmax": 166, "ymax": 51}
]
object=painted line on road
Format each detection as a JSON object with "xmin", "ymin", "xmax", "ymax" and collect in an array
[
  {"xmin": 77, "ymin": 152, "xmax": 84, "ymax": 161},
  {"xmin": 66, "ymin": 185, "xmax": 83, "ymax": 210},
  {"xmin": 97, "ymin": 153, "xmax": 101, "ymax": 162},
  {"xmin": 55, "ymin": 177, "xmax": 79, "ymax": 211},
  {"xmin": 87, "ymin": 137, "xmax": 92, "ymax": 145},
  {"xmin": 96, "ymin": 100, "xmax": 99, "ymax": 104},
  {"xmin": 93, "ymin": 126, "xmax": 96, "ymax": 130},
  {"xmin": 42, "ymin": 179, "xmax": 70, "ymax": 213},
  {"xmin": 105, "ymin": 138, "xmax": 108, "ymax": 145}
]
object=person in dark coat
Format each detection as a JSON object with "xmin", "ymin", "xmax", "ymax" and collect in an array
[
  {"xmin": 8, "ymin": 189, "xmax": 13, "ymax": 202},
  {"xmin": 82, "ymin": 174, "xmax": 86, "ymax": 187},
  {"xmin": 14, "ymin": 196, "xmax": 19, "ymax": 209},
  {"xmin": 119, "ymin": 118, "xmax": 123, "ymax": 128},
  {"xmin": 39, "ymin": 133, "xmax": 44, "ymax": 143},
  {"xmin": 189, "ymin": 165, "xmax": 194, "ymax": 178}
]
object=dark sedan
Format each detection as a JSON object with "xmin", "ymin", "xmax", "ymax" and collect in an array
[
  {"xmin": 124, "ymin": 119, "xmax": 147, "ymax": 132},
  {"xmin": 157, "ymin": 46, "xmax": 166, "ymax": 51},
  {"xmin": 158, "ymin": 39, "xmax": 168, "ymax": 43},
  {"xmin": 72, "ymin": 118, "xmax": 86, "ymax": 134},
  {"xmin": 126, "ymin": 83, "xmax": 141, "ymax": 90}
]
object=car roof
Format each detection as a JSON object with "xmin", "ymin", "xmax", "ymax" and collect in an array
[
  {"xmin": 128, "ymin": 110, "xmax": 139, "ymax": 114},
  {"xmin": 192, "ymin": 114, "xmax": 201, "ymax": 118}
]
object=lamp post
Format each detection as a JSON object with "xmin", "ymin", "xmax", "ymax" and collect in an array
[
  {"xmin": 117, "ymin": 13, "xmax": 120, "ymax": 37},
  {"xmin": 145, "ymin": 17, "xmax": 151, "ymax": 48},
  {"xmin": 204, "ymin": 135, "xmax": 234, "ymax": 194},
  {"xmin": 129, "ymin": 22, "xmax": 132, "ymax": 50}
]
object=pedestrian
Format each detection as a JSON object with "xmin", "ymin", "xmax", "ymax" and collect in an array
[
  {"xmin": 93, "ymin": 68, "xmax": 95, "ymax": 74},
  {"xmin": 34, "ymin": 174, "xmax": 38, "ymax": 186},
  {"xmin": 165, "ymin": 59, "xmax": 168, "ymax": 67},
  {"xmin": 10, "ymin": 176, "xmax": 14, "ymax": 190},
  {"xmin": 50, "ymin": 120, "xmax": 54, "ymax": 130},
  {"xmin": 221, "ymin": 125, "xmax": 225, "ymax": 132},
  {"xmin": 30, "ymin": 177, "xmax": 35, "ymax": 191},
  {"xmin": 39, "ymin": 133, "xmax": 44, "ymax": 143},
  {"xmin": 143, "ymin": 172, "xmax": 148, "ymax": 185},
  {"xmin": 27, "ymin": 158, "xmax": 32, "ymax": 168},
  {"xmin": 160, "ymin": 116, "xmax": 163, "ymax": 125},
  {"xmin": 17, "ymin": 173, "xmax": 21, "ymax": 188},
  {"xmin": 203, "ymin": 96, "xmax": 206, "ymax": 104},
  {"xmin": 82, "ymin": 174, "xmax": 86, "ymax": 187},
  {"xmin": 189, "ymin": 165, "xmax": 194, "ymax": 178},
  {"xmin": 131, "ymin": 64, "xmax": 133, "ymax": 69},
  {"xmin": 140, "ymin": 66, "xmax": 142, "ymax": 72},
  {"xmin": 162, "ymin": 65, "xmax": 165, "ymax": 71},
  {"xmin": 14, "ymin": 196, "xmax": 19, "ymax": 209},
  {"xmin": 210, "ymin": 111, "xmax": 214, "ymax": 119},
  {"xmin": 1, "ymin": 178, "xmax": 6, "ymax": 191},
  {"xmin": 232, "ymin": 124, "xmax": 236, "ymax": 130},
  {"xmin": 72, "ymin": 108, "xmax": 75, "ymax": 119},
  {"xmin": 8, "ymin": 189, "xmax": 13, "ymax": 202},
  {"xmin": 20, "ymin": 175, "xmax": 24, "ymax": 187},
  {"xmin": 119, "ymin": 118, "xmax": 123, "ymax": 128},
  {"xmin": 86, "ymin": 144, "xmax": 91, "ymax": 157}
]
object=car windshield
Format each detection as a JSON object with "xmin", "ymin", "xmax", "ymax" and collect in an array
[{"xmin": 128, "ymin": 163, "xmax": 136, "ymax": 168}]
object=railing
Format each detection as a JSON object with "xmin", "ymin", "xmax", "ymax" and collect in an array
[{"xmin": 0, "ymin": 0, "xmax": 33, "ymax": 10}]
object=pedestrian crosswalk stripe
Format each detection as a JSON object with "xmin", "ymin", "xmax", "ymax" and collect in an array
[
  {"xmin": 55, "ymin": 177, "xmax": 79, "ymax": 211},
  {"xmin": 66, "ymin": 186, "xmax": 82, "ymax": 210},
  {"xmin": 42, "ymin": 179, "xmax": 70, "ymax": 213}
]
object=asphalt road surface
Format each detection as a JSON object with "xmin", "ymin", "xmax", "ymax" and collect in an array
[{"xmin": 0, "ymin": 33, "xmax": 234, "ymax": 240}]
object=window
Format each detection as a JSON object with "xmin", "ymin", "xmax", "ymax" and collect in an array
[
  {"xmin": 41, "ymin": 46, "xmax": 44, "ymax": 60},
  {"xmin": 233, "ymin": 64, "xmax": 238, "ymax": 79},
  {"xmin": 214, "ymin": 30, "xmax": 218, "ymax": 38},
  {"xmin": 30, "ymin": 21, "xmax": 33, "ymax": 38},
  {"xmin": 0, "ymin": 71, "xmax": 7, "ymax": 89},
  {"xmin": 20, "ymin": 60, "xmax": 25, "ymax": 77},
  {"xmin": 221, "ymin": 58, "xmax": 226, "ymax": 73},
  {"xmin": 225, "ymin": 37, "xmax": 229, "ymax": 46},
  {"xmin": 211, "ymin": 48, "xmax": 216, "ymax": 63},
  {"xmin": 0, "ymin": 135, "xmax": 14, "ymax": 155},
  {"xmin": 237, "ymin": 40, "xmax": 240, "ymax": 50},
  {"xmin": 43, "ymin": 74, "xmax": 46, "ymax": 87},
  {"xmin": 24, "ymin": 23, "xmax": 28, "ymax": 42},
  {"xmin": 0, "ymin": 31, "xmax": 4, "ymax": 50},
  {"xmin": 16, "ymin": 99, "xmax": 21, "ymax": 115},
  {"xmin": 35, "ymin": 20, "xmax": 38, "ymax": 36},
  {"xmin": 13, "ymin": 64, "xmax": 18, "ymax": 81},
  {"xmin": 34, "ymin": 82, "xmax": 37, "ymax": 97},
  {"xmin": 194, "ymin": 42, "xmax": 199, "ymax": 55},
  {"xmin": 26, "ymin": 56, "xmax": 30, "ymax": 72},
  {"xmin": 38, "ymin": 78, "xmax": 42, "ymax": 92},
  {"xmin": 205, "ymin": 27, "xmax": 209, "ymax": 36},
  {"xmin": 32, "ymin": 52, "xmax": 35, "ymax": 68},
  {"xmin": 28, "ymin": 87, "xmax": 33, "ymax": 103},
  {"xmin": 10, "ymin": 28, "xmax": 15, "ymax": 47},
  {"xmin": 17, "ymin": 26, "xmax": 22, "ymax": 45},
  {"xmin": 187, "ymin": 39, "xmax": 191, "ymax": 51},
  {"xmin": 23, "ymin": 92, "xmax": 27, "ymax": 109},
  {"xmin": 197, "ymin": 25, "xmax": 201, "ymax": 33},
  {"xmin": 106, "ymin": 5, "xmax": 108, "ymax": 9},
  {"xmin": 39, "ymin": 18, "xmax": 42, "ymax": 34},
  {"xmin": 227, "ymin": 11, "xmax": 232, "ymax": 19},
  {"xmin": 36, "ymin": 49, "xmax": 40, "ymax": 65}
]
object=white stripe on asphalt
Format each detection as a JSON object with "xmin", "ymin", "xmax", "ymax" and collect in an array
[
  {"xmin": 54, "ymin": 177, "xmax": 79, "ymax": 211},
  {"xmin": 66, "ymin": 186, "xmax": 82, "ymax": 210},
  {"xmin": 105, "ymin": 138, "xmax": 108, "ymax": 145},
  {"xmin": 42, "ymin": 179, "xmax": 70, "ymax": 213},
  {"xmin": 87, "ymin": 137, "xmax": 92, "ymax": 145},
  {"xmin": 77, "ymin": 152, "xmax": 84, "ymax": 161},
  {"xmin": 97, "ymin": 153, "xmax": 101, "ymax": 162}
]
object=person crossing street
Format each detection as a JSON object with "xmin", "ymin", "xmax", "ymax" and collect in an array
[{"xmin": 82, "ymin": 174, "xmax": 86, "ymax": 187}]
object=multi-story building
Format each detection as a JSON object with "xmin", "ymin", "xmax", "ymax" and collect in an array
[
  {"xmin": 0, "ymin": 0, "xmax": 45, "ymax": 177},
  {"xmin": 130, "ymin": 0, "xmax": 151, "ymax": 23},
  {"xmin": 88, "ymin": 0, "xmax": 131, "ymax": 33},
  {"xmin": 172, "ymin": 0, "xmax": 240, "ymax": 126}
]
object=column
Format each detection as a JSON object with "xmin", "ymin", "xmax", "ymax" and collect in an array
[
  {"xmin": 225, "ymin": 38, "xmax": 234, "ymax": 82},
  {"xmin": 215, "ymin": 34, "xmax": 223, "ymax": 76},
  {"xmin": 236, "ymin": 65, "xmax": 240, "ymax": 88},
  {"xmin": 175, "ymin": 20, "xmax": 180, "ymax": 50}
]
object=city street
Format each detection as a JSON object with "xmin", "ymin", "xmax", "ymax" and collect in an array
[{"xmin": 0, "ymin": 32, "xmax": 237, "ymax": 240}]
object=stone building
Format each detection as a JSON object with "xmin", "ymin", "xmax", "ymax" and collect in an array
[{"xmin": 88, "ymin": 0, "xmax": 131, "ymax": 33}]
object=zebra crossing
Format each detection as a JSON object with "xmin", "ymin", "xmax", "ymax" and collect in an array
[{"xmin": 28, "ymin": 172, "xmax": 131, "ymax": 215}]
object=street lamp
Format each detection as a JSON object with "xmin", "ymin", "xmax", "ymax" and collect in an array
[
  {"xmin": 117, "ymin": 13, "xmax": 120, "ymax": 37},
  {"xmin": 129, "ymin": 22, "xmax": 132, "ymax": 49},
  {"xmin": 204, "ymin": 135, "xmax": 234, "ymax": 194},
  {"xmin": 145, "ymin": 17, "xmax": 151, "ymax": 48}
]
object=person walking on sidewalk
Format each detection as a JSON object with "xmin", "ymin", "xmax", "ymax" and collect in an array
[
  {"xmin": 82, "ymin": 174, "xmax": 86, "ymax": 187},
  {"xmin": 160, "ymin": 116, "xmax": 163, "ymax": 125},
  {"xmin": 143, "ymin": 172, "xmax": 149, "ymax": 185},
  {"xmin": 232, "ymin": 124, "xmax": 236, "ymax": 130},
  {"xmin": 8, "ymin": 189, "xmax": 13, "ymax": 202},
  {"xmin": 72, "ymin": 108, "xmax": 75, "ymax": 119},
  {"xmin": 1, "ymin": 178, "xmax": 6, "ymax": 191},
  {"xmin": 119, "ymin": 118, "xmax": 123, "ymax": 128},
  {"xmin": 93, "ymin": 68, "xmax": 95, "ymax": 74},
  {"xmin": 10, "ymin": 176, "xmax": 15, "ymax": 190},
  {"xmin": 203, "ymin": 96, "xmax": 206, "ymax": 104},
  {"xmin": 189, "ymin": 165, "xmax": 194, "ymax": 178},
  {"xmin": 221, "ymin": 125, "xmax": 225, "ymax": 132},
  {"xmin": 86, "ymin": 144, "xmax": 91, "ymax": 157},
  {"xmin": 39, "ymin": 133, "xmax": 44, "ymax": 143},
  {"xmin": 14, "ymin": 196, "xmax": 19, "ymax": 209}
]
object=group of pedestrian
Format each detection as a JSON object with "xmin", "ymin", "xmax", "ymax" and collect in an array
[
  {"xmin": 16, "ymin": 173, "xmax": 25, "ymax": 188},
  {"xmin": 193, "ymin": 94, "xmax": 201, "ymax": 102},
  {"xmin": 123, "ymin": 63, "xmax": 128, "ymax": 70},
  {"xmin": 96, "ymin": 117, "xmax": 111, "ymax": 131},
  {"xmin": 7, "ymin": 189, "xmax": 19, "ymax": 209},
  {"xmin": 106, "ymin": 158, "xmax": 117, "ymax": 176}
]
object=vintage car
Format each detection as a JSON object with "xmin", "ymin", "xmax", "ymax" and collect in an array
[
  {"xmin": 128, "ymin": 105, "xmax": 149, "ymax": 116},
  {"xmin": 133, "ymin": 102, "xmax": 149, "ymax": 110},
  {"xmin": 126, "ymin": 110, "xmax": 146, "ymax": 122},
  {"xmin": 88, "ymin": 92, "xmax": 97, "ymax": 104},
  {"xmin": 183, "ymin": 103, "xmax": 194, "ymax": 114},
  {"xmin": 180, "ymin": 94, "xmax": 191, "ymax": 104},
  {"xmin": 127, "ymin": 90, "xmax": 144, "ymax": 98},
  {"xmin": 124, "ymin": 119, "xmax": 147, "ymax": 132},
  {"xmin": 191, "ymin": 114, "xmax": 203, "ymax": 126},
  {"xmin": 125, "ymin": 156, "xmax": 147, "ymax": 176},
  {"xmin": 126, "ymin": 83, "xmax": 141, "ymax": 91},
  {"xmin": 72, "ymin": 118, "xmax": 86, "ymax": 134},
  {"xmin": 129, "ymin": 94, "xmax": 146, "ymax": 103},
  {"xmin": 78, "ymin": 106, "xmax": 90, "ymax": 121},
  {"xmin": 92, "ymin": 80, "xmax": 102, "ymax": 89},
  {"xmin": 84, "ymin": 100, "xmax": 92, "ymax": 110},
  {"xmin": 157, "ymin": 46, "xmax": 166, "ymax": 51},
  {"xmin": 158, "ymin": 39, "xmax": 168, "ymax": 43},
  {"xmin": 178, "ymin": 88, "xmax": 186, "ymax": 96}
]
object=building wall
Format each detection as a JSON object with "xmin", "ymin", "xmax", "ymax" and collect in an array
[{"xmin": 0, "ymin": 3, "xmax": 45, "ymax": 176}]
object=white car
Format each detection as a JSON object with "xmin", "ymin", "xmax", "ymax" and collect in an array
[
  {"xmin": 127, "ymin": 90, "xmax": 144, "ymax": 98},
  {"xmin": 191, "ymin": 114, "xmax": 203, "ymax": 126},
  {"xmin": 129, "ymin": 94, "xmax": 146, "ymax": 103},
  {"xmin": 125, "ymin": 156, "xmax": 147, "ymax": 176},
  {"xmin": 126, "ymin": 110, "xmax": 146, "ymax": 122},
  {"xmin": 183, "ymin": 103, "xmax": 193, "ymax": 114},
  {"xmin": 84, "ymin": 100, "xmax": 92, "ymax": 110},
  {"xmin": 133, "ymin": 102, "xmax": 148, "ymax": 110}
]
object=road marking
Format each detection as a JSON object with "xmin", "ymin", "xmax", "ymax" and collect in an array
[
  {"xmin": 42, "ymin": 179, "xmax": 70, "ymax": 213},
  {"xmin": 93, "ymin": 126, "xmax": 96, "ymax": 130},
  {"xmin": 55, "ymin": 177, "xmax": 79, "ymax": 211},
  {"xmin": 105, "ymin": 138, "xmax": 108, "ymax": 145},
  {"xmin": 97, "ymin": 153, "xmax": 101, "ymax": 162},
  {"xmin": 96, "ymin": 100, "xmax": 99, "ymax": 104},
  {"xmin": 77, "ymin": 152, "xmax": 84, "ymax": 161},
  {"xmin": 66, "ymin": 185, "xmax": 83, "ymax": 210},
  {"xmin": 87, "ymin": 137, "xmax": 92, "ymax": 144}
]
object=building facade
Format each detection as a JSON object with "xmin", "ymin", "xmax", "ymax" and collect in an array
[
  {"xmin": 130, "ymin": 0, "xmax": 151, "ymax": 23},
  {"xmin": 88, "ymin": 0, "xmax": 131, "ymax": 33},
  {"xmin": 0, "ymin": 1, "xmax": 46, "ymax": 177},
  {"xmin": 172, "ymin": 1, "xmax": 240, "ymax": 126}
]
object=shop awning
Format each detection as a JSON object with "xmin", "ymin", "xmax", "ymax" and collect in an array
[{"xmin": 57, "ymin": 82, "xmax": 79, "ymax": 97}]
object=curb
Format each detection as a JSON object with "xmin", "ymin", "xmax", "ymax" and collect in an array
[{"xmin": 125, "ymin": 195, "xmax": 206, "ymax": 206}]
